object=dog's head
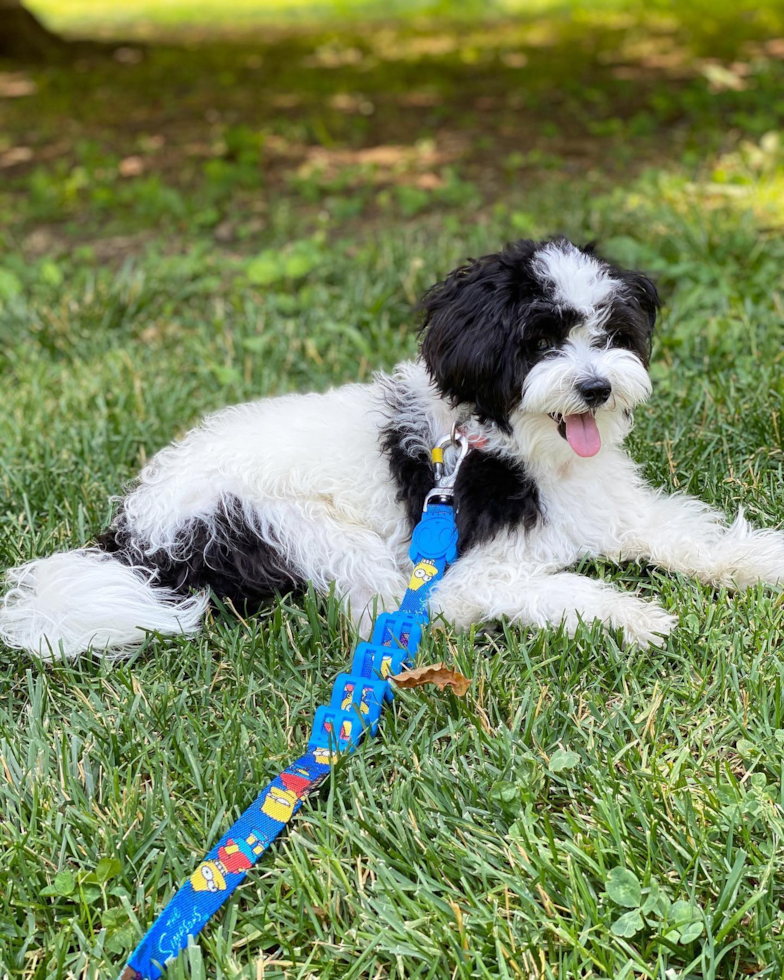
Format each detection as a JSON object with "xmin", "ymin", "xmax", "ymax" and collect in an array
[{"xmin": 420, "ymin": 237, "xmax": 658, "ymax": 458}]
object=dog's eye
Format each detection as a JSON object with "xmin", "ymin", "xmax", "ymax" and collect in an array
[{"xmin": 535, "ymin": 338, "xmax": 555, "ymax": 352}]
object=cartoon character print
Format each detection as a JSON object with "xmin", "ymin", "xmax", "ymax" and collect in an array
[
  {"xmin": 281, "ymin": 769, "xmax": 312, "ymax": 797},
  {"xmin": 190, "ymin": 859, "xmax": 227, "ymax": 894},
  {"xmin": 379, "ymin": 655, "xmax": 394, "ymax": 679},
  {"xmin": 260, "ymin": 767, "xmax": 315, "ymax": 822},
  {"xmin": 408, "ymin": 559, "xmax": 438, "ymax": 592},
  {"xmin": 190, "ymin": 769, "xmax": 322, "ymax": 892},
  {"xmin": 323, "ymin": 716, "xmax": 354, "ymax": 745},
  {"xmin": 261, "ymin": 785, "xmax": 298, "ymax": 822},
  {"xmin": 341, "ymin": 681, "xmax": 374, "ymax": 714},
  {"xmin": 219, "ymin": 835, "xmax": 260, "ymax": 873},
  {"xmin": 358, "ymin": 688, "xmax": 372, "ymax": 715},
  {"xmin": 313, "ymin": 747, "xmax": 337, "ymax": 766},
  {"xmin": 190, "ymin": 825, "xmax": 274, "ymax": 892}
]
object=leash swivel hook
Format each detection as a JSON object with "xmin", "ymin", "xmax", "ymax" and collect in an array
[{"xmin": 423, "ymin": 425, "xmax": 469, "ymax": 511}]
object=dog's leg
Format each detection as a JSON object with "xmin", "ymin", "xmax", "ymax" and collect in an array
[
  {"xmin": 430, "ymin": 558, "xmax": 675, "ymax": 649},
  {"xmin": 613, "ymin": 490, "xmax": 784, "ymax": 590}
]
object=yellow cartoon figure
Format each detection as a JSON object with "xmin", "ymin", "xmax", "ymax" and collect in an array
[
  {"xmin": 261, "ymin": 785, "xmax": 298, "ymax": 822},
  {"xmin": 379, "ymin": 655, "xmax": 393, "ymax": 679},
  {"xmin": 191, "ymin": 860, "xmax": 227, "ymax": 893},
  {"xmin": 408, "ymin": 559, "xmax": 438, "ymax": 592},
  {"xmin": 313, "ymin": 747, "xmax": 336, "ymax": 766},
  {"xmin": 340, "ymin": 682, "xmax": 355, "ymax": 710}
]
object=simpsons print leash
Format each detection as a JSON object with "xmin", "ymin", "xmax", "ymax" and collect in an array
[{"xmin": 120, "ymin": 430, "xmax": 467, "ymax": 979}]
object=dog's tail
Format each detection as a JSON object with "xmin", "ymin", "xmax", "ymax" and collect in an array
[{"xmin": 0, "ymin": 549, "xmax": 208, "ymax": 661}]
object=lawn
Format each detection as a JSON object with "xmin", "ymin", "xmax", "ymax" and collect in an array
[{"xmin": 1, "ymin": 1, "xmax": 784, "ymax": 977}]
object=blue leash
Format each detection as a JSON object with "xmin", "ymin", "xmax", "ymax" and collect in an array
[{"xmin": 120, "ymin": 432, "xmax": 467, "ymax": 980}]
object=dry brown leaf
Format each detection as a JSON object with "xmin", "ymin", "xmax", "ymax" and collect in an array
[{"xmin": 391, "ymin": 662, "xmax": 471, "ymax": 697}]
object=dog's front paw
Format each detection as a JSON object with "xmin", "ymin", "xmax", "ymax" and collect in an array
[{"xmin": 608, "ymin": 594, "xmax": 677, "ymax": 649}]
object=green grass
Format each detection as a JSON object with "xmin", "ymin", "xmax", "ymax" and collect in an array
[{"xmin": 2, "ymin": 1, "xmax": 784, "ymax": 977}]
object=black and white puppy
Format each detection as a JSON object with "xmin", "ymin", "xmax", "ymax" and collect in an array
[{"xmin": 3, "ymin": 237, "xmax": 783, "ymax": 660}]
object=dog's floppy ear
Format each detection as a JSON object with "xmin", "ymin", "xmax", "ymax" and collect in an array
[
  {"xmin": 623, "ymin": 270, "xmax": 660, "ymax": 334},
  {"xmin": 419, "ymin": 255, "xmax": 529, "ymax": 432},
  {"xmin": 608, "ymin": 268, "xmax": 660, "ymax": 366}
]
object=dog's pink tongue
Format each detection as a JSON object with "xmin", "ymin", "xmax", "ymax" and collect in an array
[{"xmin": 564, "ymin": 413, "xmax": 601, "ymax": 457}]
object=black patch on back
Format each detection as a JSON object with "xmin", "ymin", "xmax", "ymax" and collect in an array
[
  {"xmin": 453, "ymin": 449, "xmax": 541, "ymax": 553},
  {"xmin": 98, "ymin": 495, "xmax": 304, "ymax": 608}
]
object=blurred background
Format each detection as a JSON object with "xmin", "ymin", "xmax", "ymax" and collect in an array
[{"xmin": 3, "ymin": 2, "xmax": 784, "ymax": 301}]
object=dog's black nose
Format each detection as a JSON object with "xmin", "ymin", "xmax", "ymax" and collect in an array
[{"xmin": 577, "ymin": 378, "xmax": 612, "ymax": 407}]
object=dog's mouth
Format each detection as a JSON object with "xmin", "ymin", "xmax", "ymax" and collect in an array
[{"xmin": 548, "ymin": 411, "xmax": 602, "ymax": 458}]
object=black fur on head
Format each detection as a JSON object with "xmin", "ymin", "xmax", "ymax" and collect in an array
[{"xmin": 419, "ymin": 237, "xmax": 659, "ymax": 432}]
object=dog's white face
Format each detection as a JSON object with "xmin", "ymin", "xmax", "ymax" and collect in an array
[
  {"xmin": 517, "ymin": 241, "xmax": 654, "ymax": 460},
  {"xmin": 420, "ymin": 237, "xmax": 658, "ymax": 462}
]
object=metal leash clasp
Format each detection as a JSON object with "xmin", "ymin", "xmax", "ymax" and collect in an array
[{"xmin": 423, "ymin": 424, "xmax": 469, "ymax": 511}]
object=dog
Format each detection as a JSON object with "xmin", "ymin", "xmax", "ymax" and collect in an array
[{"xmin": 2, "ymin": 236, "xmax": 783, "ymax": 660}]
